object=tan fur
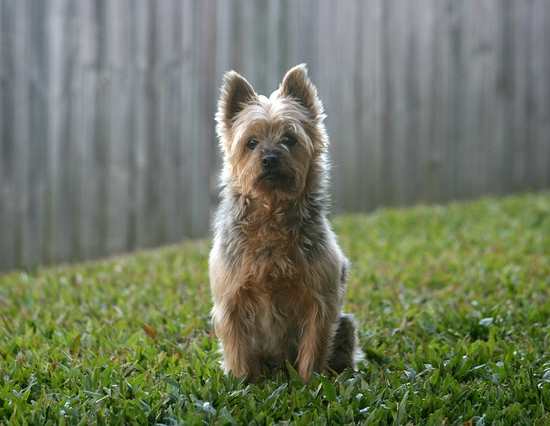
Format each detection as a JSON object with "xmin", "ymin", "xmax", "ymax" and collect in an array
[{"xmin": 210, "ymin": 64, "xmax": 360, "ymax": 382}]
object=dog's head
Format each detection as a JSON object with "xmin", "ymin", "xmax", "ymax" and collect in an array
[{"xmin": 216, "ymin": 64, "xmax": 328, "ymax": 201}]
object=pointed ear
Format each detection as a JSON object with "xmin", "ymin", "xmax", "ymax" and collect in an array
[
  {"xmin": 280, "ymin": 64, "xmax": 323, "ymax": 119},
  {"xmin": 216, "ymin": 71, "xmax": 257, "ymax": 131}
]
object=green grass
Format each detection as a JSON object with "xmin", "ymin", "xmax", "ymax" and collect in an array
[{"xmin": 1, "ymin": 193, "xmax": 550, "ymax": 425}]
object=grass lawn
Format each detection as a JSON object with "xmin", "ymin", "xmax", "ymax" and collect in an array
[{"xmin": 1, "ymin": 193, "xmax": 549, "ymax": 425}]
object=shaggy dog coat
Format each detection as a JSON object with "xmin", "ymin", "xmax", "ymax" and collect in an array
[{"xmin": 209, "ymin": 64, "xmax": 360, "ymax": 382}]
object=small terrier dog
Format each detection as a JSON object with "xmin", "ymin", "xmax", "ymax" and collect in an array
[{"xmin": 209, "ymin": 64, "xmax": 360, "ymax": 382}]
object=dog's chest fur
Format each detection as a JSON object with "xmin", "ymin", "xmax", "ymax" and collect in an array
[
  {"xmin": 242, "ymin": 203, "xmax": 301, "ymax": 282},
  {"xmin": 220, "ymin": 197, "xmax": 324, "ymax": 355},
  {"xmin": 223, "ymin": 196, "xmax": 322, "ymax": 288}
]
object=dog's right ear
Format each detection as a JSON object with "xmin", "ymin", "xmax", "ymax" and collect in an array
[{"xmin": 216, "ymin": 71, "xmax": 256, "ymax": 133}]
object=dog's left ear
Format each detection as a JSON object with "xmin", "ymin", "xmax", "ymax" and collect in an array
[
  {"xmin": 216, "ymin": 71, "xmax": 257, "ymax": 135},
  {"xmin": 280, "ymin": 64, "xmax": 324, "ymax": 120}
]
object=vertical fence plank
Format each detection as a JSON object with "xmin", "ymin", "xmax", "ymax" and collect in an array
[
  {"xmin": 0, "ymin": 0, "xmax": 16, "ymax": 270},
  {"xmin": 26, "ymin": 0, "xmax": 48, "ymax": 267},
  {"xmin": 478, "ymin": 0, "xmax": 500, "ymax": 196},
  {"xmin": 75, "ymin": 0, "xmax": 99, "ymax": 259},
  {"xmin": 154, "ymin": 0, "xmax": 173, "ymax": 244},
  {"xmin": 167, "ymin": 0, "xmax": 184, "ymax": 242},
  {"xmin": 496, "ymin": 0, "xmax": 515, "ymax": 195},
  {"xmin": 125, "ymin": 0, "xmax": 137, "ymax": 251},
  {"xmin": 534, "ymin": 0, "xmax": 550, "ymax": 189},
  {"xmin": 277, "ymin": 0, "xmax": 290, "ymax": 73},
  {"xmin": 213, "ymin": 0, "xmax": 234, "ymax": 202},
  {"xmin": 0, "ymin": 1, "xmax": 4, "ymax": 269},
  {"xmin": 179, "ymin": 0, "xmax": 196, "ymax": 238},
  {"xmin": 238, "ymin": 0, "xmax": 256, "ymax": 86},
  {"xmin": 357, "ymin": 0, "xmax": 384, "ymax": 210},
  {"xmin": 91, "ymin": 0, "xmax": 110, "ymax": 256},
  {"xmin": 182, "ymin": 0, "xmax": 216, "ymax": 239},
  {"xmin": 197, "ymin": 0, "xmax": 217, "ymax": 236},
  {"xmin": 461, "ymin": 0, "xmax": 480, "ymax": 199},
  {"xmin": 545, "ymin": 1, "xmax": 550, "ymax": 187},
  {"xmin": 54, "ymin": 0, "xmax": 79, "ymax": 262},
  {"xmin": 188, "ymin": 1, "xmax": 201, "ymax": 239},
  {"xmin": 265, "ymin": 0, "xmax": 281, "ymax": 90},
  {"xmin": 535, "ymin": 0, "xmax": 550, "ymax": 188},
  {"xmin": 426, "ymin": 0, "xmax": 450, "ymax": 203},
  {"xmin": 143, "ymin": 0, "xmax": 161, "ymax": 246},
  {"xmin": 13, "ymin": 0, "xmax": 31, "ymax": 267},
  {"xmin": 128, "ymin": 0, "xmax": 149, "ymax": 249},
  {"xmin": 318, "ymin": 0, "xmax": 342, "ymax": 211},
  {"xmin": 353, "ymin": 0, "xmax": 367, "ymax": 210},
  {"xmin": 337, "ymin": 0, "xmax": 359, "ymax": 211},
  {"xmin": 447, "ymin": 0, "xmax": 466, "ymax": 201},
  {"xmin": 44, "ymin": 0, "xmax": 60, "ymax": 263},
  {"xmin": 416, "ymin": 0, "xmax": 436, "ymax": 203},
  {"xmin": 379, "ymin": 0, "xmax": 395, "ymax": 206},
  {"xmin": 297, "ymin": 0, "xmax": 319, "ymax": 78},
  {"xmin": 392, "ymin": 0, "xmax": 412, "ymax": 205},
  {"xmin": 104, "ymin": 0, "xmax": 131, "ymax": 254},
  {"xmin": 252, "ymin": 0, "xmax": 269, "ymax": 93},
  {"xmin": 522, "ymin": 0, "xmax": 538, "ymax": 191},
  {"xmin": 63, "ymin": 0, "xmax": 85, "ymax": 261},
  {"xmin": 510, "ymin": 1, "xmax": 529, "ymax": 191}
]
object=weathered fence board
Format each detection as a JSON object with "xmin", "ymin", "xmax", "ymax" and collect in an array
[{"xmin": 0, "ymin": 0, "xmax": 549, "ymax": 271}]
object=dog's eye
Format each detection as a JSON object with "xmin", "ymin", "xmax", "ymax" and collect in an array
[
  {"xmin": 247, "ymin": 138, "xmax": 258, "ymax": 150},
  {"xmin": 281, "ymin": 135, "xmax": 297, "ymax": 147}
]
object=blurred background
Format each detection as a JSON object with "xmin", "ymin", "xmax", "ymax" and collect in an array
[{"xmin": 0, "ymin": 0, "xmax": 549, "ymax": 272}]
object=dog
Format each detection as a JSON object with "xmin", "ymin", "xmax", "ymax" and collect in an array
[{"xmin": 209, "ymin": 64, "xmax": 361, "ymax": 382}]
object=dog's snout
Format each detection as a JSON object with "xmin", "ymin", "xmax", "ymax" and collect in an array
[{"xmin": 261, "ymin": 153, "xmax": 280, "ymax": 170}]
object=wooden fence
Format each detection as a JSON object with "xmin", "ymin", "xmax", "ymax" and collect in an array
[{"xmin": 1, "ymin": 0, "xmax": 549, "ymax": 271}]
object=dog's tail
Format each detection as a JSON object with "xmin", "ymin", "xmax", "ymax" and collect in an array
[{"xmin": 327, "ymin": 313, "xmax": 363, "ymax": 373}]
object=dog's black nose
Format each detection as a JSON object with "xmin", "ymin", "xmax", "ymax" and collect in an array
[{"xmin": 261, "ymin": 153, "xmax": 279, "ymax": 171}]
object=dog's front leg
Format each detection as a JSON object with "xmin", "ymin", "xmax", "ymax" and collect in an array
[
  {"xmin": 215, "ymin": 300, "xmax": 260, "ymax": 381},
  {"xmin": 296, "ymin": 302, "xmax": 331, "ymax": 382}
]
